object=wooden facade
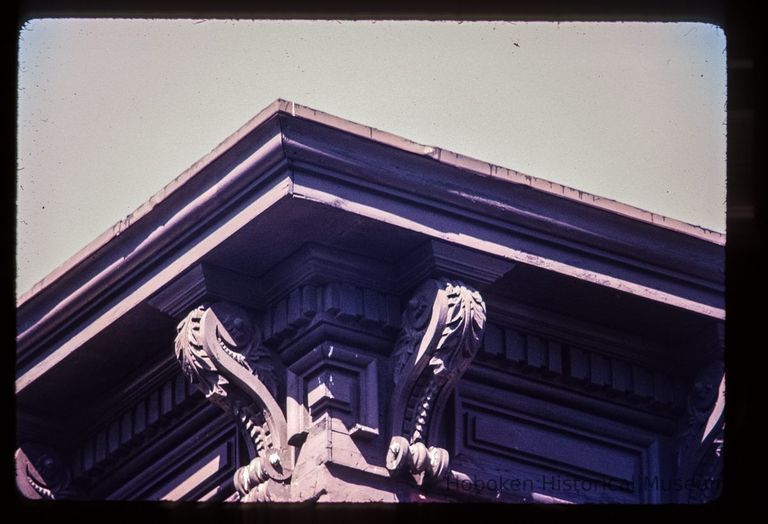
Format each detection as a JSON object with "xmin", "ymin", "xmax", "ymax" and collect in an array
[{"xmin": 16, "ymin": 100, "xmax": 724, "ymax": 504}]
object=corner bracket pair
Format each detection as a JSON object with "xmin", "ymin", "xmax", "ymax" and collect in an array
[{"xmin": 174, "ymin": 278, "xmax": 486, "ymax": 499}]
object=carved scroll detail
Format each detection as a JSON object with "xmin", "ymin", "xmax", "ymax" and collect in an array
[
  {"xmin": 387, "ymin": 279, "xmax": 486, "ymax": 484},
  {"xmin": 15, "ymin": 445, "xmax": 73, "ymax": 500},
  {"xmin": 175, "ymin": 302, "xmax": 291, "ymax": 501}
]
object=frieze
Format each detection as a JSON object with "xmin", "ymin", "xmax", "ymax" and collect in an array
[
  {"xmin": 480, "ymin": 321, "xmax": 683, "ymax": 411},
  {"xmin": 71, "ymin": 369, "xmax": 200, "ymax": 479},
  {"xmin": 260, "ymin": 281, "xmax": 401, "ymax": 346}
]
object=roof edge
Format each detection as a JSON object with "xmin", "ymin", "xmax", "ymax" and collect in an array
[
  {"xmin": 17, "ymin": 99, "xmax": 291, "ymax": 307},
  {"xmin": 18, "ymin": 98, "xmax": 725, "ymax": 307},
  {"xmin": 281, "ymin": 100, "xmax": 725, "ymax": 246}
]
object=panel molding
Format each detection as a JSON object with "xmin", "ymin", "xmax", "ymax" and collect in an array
[
  {"xmin": 286, "ymin": 342, "xmax": 380, "ymax": 445},
  {"xmin": 453, "ymin": 382, "xmax": 662, "ymax": 503}
]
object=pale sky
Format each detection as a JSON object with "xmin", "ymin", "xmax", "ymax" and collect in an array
[{"xmin": 16, "ymin": 19, "xmax": 727, "ymax": 297}]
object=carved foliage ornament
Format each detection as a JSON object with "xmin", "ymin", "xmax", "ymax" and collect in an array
[
  {"xmin": 387, "ymin": 279, "xmax": 486, "ymax": 484},
  {"xmin": 175, "ymin": 302, "xmax": 290, "ymax": 501}
]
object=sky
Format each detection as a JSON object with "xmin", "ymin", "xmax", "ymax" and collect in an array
[{"xmin": 16, "ymin": 19, "xmax": 727, "ymax": 297}]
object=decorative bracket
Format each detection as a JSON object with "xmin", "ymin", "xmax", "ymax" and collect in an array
[
  {"xmin": 385, "ymin": 279, "xmax": 486, "ymax": 484},
  {"xmin": 175, "ymin": 302, "xmax": 292, "ymax": 502}
]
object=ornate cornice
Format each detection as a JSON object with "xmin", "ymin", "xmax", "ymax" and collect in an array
[
  {"xmin": 386, "ymin": 279, "xmax": 486, "ymax": 485},
  {"xmin": 17, "ymin": 119, "xmax": 288, "ymax": 366}
]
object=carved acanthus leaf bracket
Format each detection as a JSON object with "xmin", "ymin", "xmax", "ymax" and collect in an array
[
  {"xmin": 386, "ymin": 278, "xmax": 486, "ymax": 485},
  {"xmin": 175, "ymin": 302, "xmax": 291, "ymax": 501}
]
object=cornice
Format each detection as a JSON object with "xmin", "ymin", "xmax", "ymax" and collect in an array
[
  {"xmin": 281, "ymin": 128, "xmax": 723, "ymax": 316},
  {"xmin": 16, "ymin": 99, "xmax": 725, "ymax": 398},
  {"xmin": 17, "ymin": 118, "xmax": 288, "ymax": 358},
  {"xmin": 274, "ymin": 100, "xmax": 724, "ymax": 246}
]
